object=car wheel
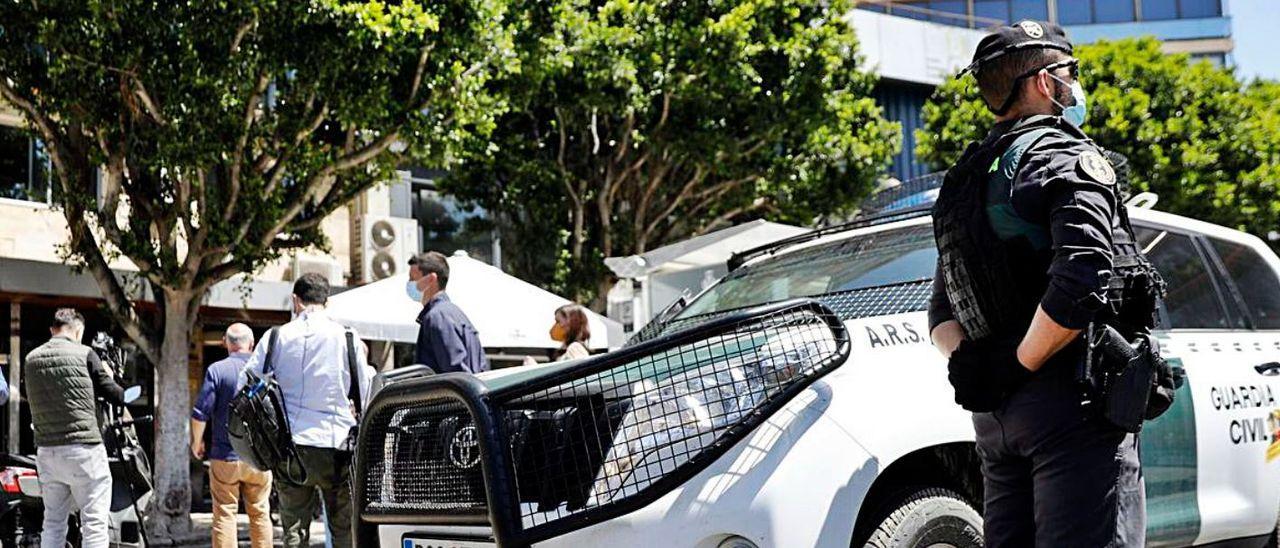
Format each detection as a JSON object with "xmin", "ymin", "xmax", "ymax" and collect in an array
[{"xmin": 864, "ymin": 487, "xmax": 983, "ymax": 548}]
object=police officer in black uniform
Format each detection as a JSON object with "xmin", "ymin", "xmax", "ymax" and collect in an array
[{"xmin": 928, "ymin": 21, "xmax": 1156, "ymax": 547}]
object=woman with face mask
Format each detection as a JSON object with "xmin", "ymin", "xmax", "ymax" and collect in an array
[
  {"xmin": 549, "ymin": 304, "xmax": 592, "ymax": 361},
  {"xmin": 524, "ymin": 304, "xmax": 593, "ymax": 366}
]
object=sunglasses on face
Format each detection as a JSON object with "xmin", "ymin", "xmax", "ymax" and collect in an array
[{"xmin": 1015, "ymin": 58, "xmax": 1080, "ymax": 83}]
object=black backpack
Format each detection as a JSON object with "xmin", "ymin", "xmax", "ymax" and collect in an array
[
  {"xmin": 227, "ymin": 328, "xmax": 304, "ymax": 480},
  {"xmin": 227, "ymin": 327, "xmax": 364, "ymax": 482}
]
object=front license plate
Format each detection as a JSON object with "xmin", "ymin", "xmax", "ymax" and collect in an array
[{"xmin": 402, "ymin": 536, "xmax": 496, "ymax": 548}]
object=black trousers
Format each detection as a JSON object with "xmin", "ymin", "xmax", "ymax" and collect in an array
[
  {"xmin": 277, "ymin": 445, "xmax": 354, "ymax": 548},
  {"xmin": 972, "ymin": 365, "xmax": 1146, "ymax": 547}
]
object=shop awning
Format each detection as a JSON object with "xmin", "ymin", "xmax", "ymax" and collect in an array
[{"xmin": 0, "ymin": 257, "xmax": 294, "ymax": 311}]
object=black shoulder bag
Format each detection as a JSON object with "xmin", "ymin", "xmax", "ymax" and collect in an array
[
  {"xmin": 226, "ymin": 328, "xmax": 307, "ymax": 482},
  {"xmin": 339, "ymin": 329, "xmax": 362, "ymax": 454}
]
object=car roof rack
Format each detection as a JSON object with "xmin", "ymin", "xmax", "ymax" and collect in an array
[
  {"xmin": 727, "ymin": 206, "xmax": 934, "ymax": 272},
  {"xmin": 727, "ymin": 172, "xmax": 946, "ymax": 272}
]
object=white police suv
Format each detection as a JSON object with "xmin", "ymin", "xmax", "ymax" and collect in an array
[{"xmin": 355, "ymin": 205, "xmax": 1280, "ymax": 548}]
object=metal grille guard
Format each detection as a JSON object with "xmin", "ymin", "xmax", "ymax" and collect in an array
[{"xmin": 355, "ymin": 298, "xmax": 851, "ymax": 547}]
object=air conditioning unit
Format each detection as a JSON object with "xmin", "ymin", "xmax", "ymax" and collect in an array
[
  {"xmin": 291, "ymin": 254, "xmax": 344, "ymax": 286},
  {"xmin": 359, "ymin": 214, "xmax": 419, "ymax": 283}
]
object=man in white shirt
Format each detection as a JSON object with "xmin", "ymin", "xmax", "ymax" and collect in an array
[{"xmin": 244, "ymin": 273, "xmax": 373, "ymax": 548}]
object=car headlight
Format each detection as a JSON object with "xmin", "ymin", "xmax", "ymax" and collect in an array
[{"xmin": 589, "ymin": 328, "xmax": 836, "ymax": 503}]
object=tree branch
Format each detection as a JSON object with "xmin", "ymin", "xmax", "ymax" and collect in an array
[
  {"xmin": 642, "ymin": 162, "xmax": 706, "ymax": 246},
  {"xmin": 132, "ymin": 78, "xmax": 168, "ymax": 126},
  {"xmin": 409, "ymin": 43, "xmax": 435, "ymax": 102},
  {"xmin": 696, "ymin": 199, "xmax": 771, "ymax": 235},
  {"xmin": 229, "ymin": 16, "xmax": 256, "ymax": 55},
  {"xmin": 224, "ymin": 71, "xmax": 271, "ymax": 222},
  {"xmin": 0, "ymin": 81, "xmax": 162, "ymax": 362}
]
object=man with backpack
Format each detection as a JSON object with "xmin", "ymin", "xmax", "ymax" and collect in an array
[{"xmin": 243, "ymin": 273, "xmax": 372, "ymax": 548}]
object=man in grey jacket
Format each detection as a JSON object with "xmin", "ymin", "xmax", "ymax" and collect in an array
[{"xmin": 24, "ymin": 308, "xmax": 129, "ymax": 548}]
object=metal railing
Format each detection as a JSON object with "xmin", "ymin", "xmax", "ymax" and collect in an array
[{"xmin": 858, "ymin": 0, "xmax": 1007, "ymax": 29}]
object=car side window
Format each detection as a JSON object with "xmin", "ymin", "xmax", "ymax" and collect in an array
[
  {"xmin": 1207, "ymin": 238, "xmax": 1280, "ymax": 330},
  {"xmin": 1133, "ymin": 227, "xmax": 1232, "ymax": 329}
]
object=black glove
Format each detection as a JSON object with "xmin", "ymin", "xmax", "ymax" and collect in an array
[{"xmin": 947, "ymin": 338, "xmax": 1033, "ymax": 412}]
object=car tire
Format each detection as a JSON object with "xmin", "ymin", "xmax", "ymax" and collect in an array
[
  {"xmin": 864, "ymin": 487, "xmax": 983, "ymax": 548},
  {"xmin": 1264, "ymin": 508, "xmax": 1279, "ymax": 548}
]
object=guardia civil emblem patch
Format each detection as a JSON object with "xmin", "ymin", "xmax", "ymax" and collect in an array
[
  {"xmin": 1019, "ymin": 21, "xmax": 1044, "ymax": 39},
  {"xmin": 1079, "ymin": 151, "xmax": 1116, "ymax": 185}
]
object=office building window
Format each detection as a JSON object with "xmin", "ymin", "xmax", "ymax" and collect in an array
[
  {"xmin": 1190, "ymin": 52, "xmax": 1226, "ymax": 66},
  {"xmin": 1010, "ymin": 0, "xmax": 1049, "ymax": 21},
  {"xmin": 0, "ymin": 126, "xmax": 51, "ymax": 204},
  {"xmin": 857, "ymin": 0, "xmax": 1219, "ymax": 25},
  {"xmin": 1056, "ymin": 1, "xmax": 1093, "ymax": 25},
  {"xmin": 974, "ymin": 0, "xmax": 1011, "ymax": 24},
  {"xmin": 1180, "ymin": 0, "xmax": 1221, "ymax": 18},
  {"xmin": 1141, "ymin": 0, "xmax": 1180, "ymax": 20},
  {"xmin": 405, "ymin": 171, "xmax": 500, "ymax": 266},
  {"xmin": 929, "ymin": 1, "xmax": 970, "ymax": 25},
  {"xmin": 1095, "ymin": 0, "xmax": 1136, "ymax": 23}
]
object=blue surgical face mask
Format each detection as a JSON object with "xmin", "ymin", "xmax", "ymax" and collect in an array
[
  {"xmin": 1049, "ymin": 74, "xmax": 1087, "ymax": 127},
  {"xmin": 406, "ymin": 279, "xmax": 424, "ymax": 303}
]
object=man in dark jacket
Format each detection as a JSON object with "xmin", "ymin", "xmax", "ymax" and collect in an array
[
  {"xmin": 25, "ymin": 308, "xmax": 129, "ymax": 548},
  {"xmin": 929, "ymin": 21, "xmax": 1157, "ymax": 547},
  {"xmin": 407, "ymin": 251, "xmax": 490, "ymax": 373}
]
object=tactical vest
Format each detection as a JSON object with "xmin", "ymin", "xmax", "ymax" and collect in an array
[
  {"xmin": 932, "ymin": 124, "xmax": 1164, "ymax": 341},
  {"xmin": 24, "ymin": 337, "xmax": 102, "ymax": 447}
]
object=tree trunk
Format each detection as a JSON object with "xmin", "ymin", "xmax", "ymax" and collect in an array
[{"xmin": 148, "ymin": 293, "xmax": 193, "ymax": 542}]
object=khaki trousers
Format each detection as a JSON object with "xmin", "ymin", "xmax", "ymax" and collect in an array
[{"xmin": 209, "ymin": 459, "xmax": 273, "ymax": 548}]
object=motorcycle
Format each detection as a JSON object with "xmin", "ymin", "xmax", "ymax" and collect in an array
[
  {"xmin": 0, "ymin": 333, "xmax": 153, "ymax": 548},
  {"xmin": 0, "ymin": 453, "xmax": 41, "ymax": 548}
]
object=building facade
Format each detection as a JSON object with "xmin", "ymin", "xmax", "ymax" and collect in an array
[
  {"xmin": 857, "ymin": 0, "xmax": 1236, "ymax": 179},
  {"xmin": 0, "ymin": 107, "xmax": 483, "ymax": 507}
]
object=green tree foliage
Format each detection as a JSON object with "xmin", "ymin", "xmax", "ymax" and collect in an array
[
  {"xmin": 917, "ymin": 38, "xmax": 1280, "ymax": 250},
  {"xmin": 441, "ymin": 0, "xmax": 900, "ymax": 304},
  {"xmin": 0, "ymin": 0, "xmax": 512, "ymax": 537}
]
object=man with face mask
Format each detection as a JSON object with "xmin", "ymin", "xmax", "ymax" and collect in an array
[
  {"xmin": 928, "ymin": 21, "xmax": 1156, "ymax": 547},
  {"xmin": 407, "ymin": 251, "xmax": 489, "ymax": 374}
]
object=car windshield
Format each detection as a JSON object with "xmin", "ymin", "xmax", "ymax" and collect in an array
[{"xmin": 677, "ymin": 223, "xmax": 938, "ymax": 318}]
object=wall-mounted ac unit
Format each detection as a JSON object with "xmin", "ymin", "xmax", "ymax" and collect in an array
[
  {"xmin": 359, "ymin": 214, "xmax": 419, "ymax": 283},
  {"xmin": 291, "ymin": 254, "xmax": 344, "ymax": 286}
]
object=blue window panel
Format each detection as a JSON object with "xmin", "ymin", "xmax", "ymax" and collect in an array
[
  {"xmin": 894, "ymin": 3, "xmax": 931, "ymax": 21},
  {"xmin": 1095, "ymin": 0, "xmax": 1136, "ymax": 22},
  {"xmin": 859, "ymin": 4, "xmax": 888, "ymax": 13},
  {"xmin": 1179, "ymin": 0, "xmax": 1221, "ymax": 18},
  {"xmin": 874, "ymin": 82, "xmax": 933, "ymax": 181},
  {"xmin": 930, "ymin": 0, "xmax": 970, "ymax": 26},
  {"xmin": 1057, "ymin": 0, "xmax": 1093, "ymax": 24},
  {"xmin": 1010, "ymin": 0, "xmax": 1049, "ymax": 21},
  {"xmin": 975, "ymin": 0, "xmax": 1011, "ymax": 24},
  {"xmin": 1141, "ymin": 0, "xmax": 1179, "ymax": 20}
]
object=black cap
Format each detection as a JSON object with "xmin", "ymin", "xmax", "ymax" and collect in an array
[{"xmin": 962, "ymin": 20, "xmax": 1073, "ymax": 75}]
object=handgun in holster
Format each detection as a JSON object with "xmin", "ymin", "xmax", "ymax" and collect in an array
[{"xmin": 1080, "ymin": 323, "xmax": 1165, "ymax": 433}]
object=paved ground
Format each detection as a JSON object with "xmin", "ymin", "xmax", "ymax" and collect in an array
[{"xmin": 185, "ymin": 513, "xmax": 328, "ymax": 547}]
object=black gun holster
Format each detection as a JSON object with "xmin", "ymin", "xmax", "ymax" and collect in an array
[{"xmin": 1081, "ymin": 323, "xmax": 1170, "ymax": 433}]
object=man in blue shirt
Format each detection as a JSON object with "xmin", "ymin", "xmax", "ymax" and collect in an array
[
  {"xmin": 191, "ymin": 324, "xmax": 272, "ymax": 548},
  {"xmin": 407, "ymin": 251, "xmax": 490, "ymax": 374}
]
